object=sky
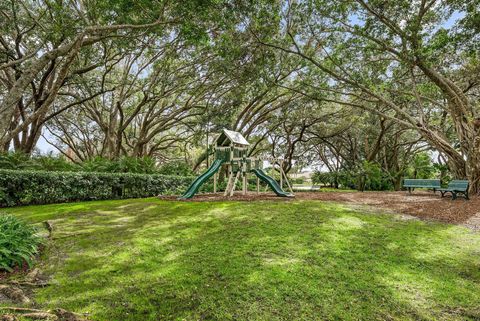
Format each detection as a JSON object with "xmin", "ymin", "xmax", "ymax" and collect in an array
[{"xmin": 36, "ymin": 134, "xmax": 57, "ymax": 153}]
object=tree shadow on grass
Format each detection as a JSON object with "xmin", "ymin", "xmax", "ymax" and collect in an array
[{"xmin": 7, "ymin": 200, "xmax": 480, "ymax": 321}]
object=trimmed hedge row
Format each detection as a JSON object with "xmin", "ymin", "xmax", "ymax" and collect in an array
[{"xmin": 0, "ymin": 169, "xmax": 194, "ymax": 207}]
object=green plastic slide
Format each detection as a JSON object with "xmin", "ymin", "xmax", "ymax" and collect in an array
[
  {"xmin": 251, "ymin": 168, "xmax": 293, "ymax": 197},
  {"xmin": 180, "ymin": 159, "xmax": 224, "ymax": 199}
]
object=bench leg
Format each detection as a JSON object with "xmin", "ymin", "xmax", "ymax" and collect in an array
[
  {"xmin": 452, "ymin": 192, "xmax": 457, "ymax": 200},
  {"xmin": 433, "ymin": 188, "xmax": 436, "ymax": 194},
  {"xmin": 440, "ymin": 191, "xmax": 445, "ymax": 198}
]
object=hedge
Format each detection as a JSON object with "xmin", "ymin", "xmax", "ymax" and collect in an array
[{"xmin": 0, "ymin": 169, "xmax": 194, "ymax": 207}]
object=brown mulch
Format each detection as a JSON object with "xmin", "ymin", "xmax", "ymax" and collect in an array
[{"xmin": 159, "ymin": 191, "xmax": 480, "ymax": 230}]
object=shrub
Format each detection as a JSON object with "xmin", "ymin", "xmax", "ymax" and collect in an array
[
  {"xmin": 407, "ymin": 153, "xmax": 436, "ymax": 179},
  {"xmin": 312, "ymin": 171, "xmax": 332, "ymax": 186},
  {"xmin": 0, "ymin": 214, "xmax": 41, "ymax": 272},
  {"xmin": 312, "ymin": 163, "xmax": 393, "ymax": 191},
  {"xmin": 0, "ymin": 152, "xmax": 78, "ymax": 171},
  {"xmin": 356, "ymin": 161, "xmax": 393, "ymax": 191},
  {"xmin": 158, "ymin": 161, "xmax": 194, "ymax": 176},
  {"xmin": 0, "ymin": 170, "xmax": 194, "ymax": 207},
  {"xmin": 0, "ymin": 152, "xmax": 164, "ymax": 174},
  {"xmin": 0, "ymin": 152, "xmax": 36, "ymax": 170},
  {"xmin": 81, "ymin": 156, "xmax": 158, "ymax": 174},
  {"xmin": 312, "ymin": 171, "xmax": 352, "ymax": 188},
  {"xmin": 294, "ymin": 177, "xmax": 304, "ymax": 184}
]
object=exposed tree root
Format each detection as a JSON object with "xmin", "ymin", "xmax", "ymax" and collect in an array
[
  {"xmin": 43, "ymin": 221, "xmax": 54, "ymax": 238},
  {"xmin": 6, "ymin": 281, "xmax": 50, "ymax": 287},
  {"xmin": 0, "ymin": 285, "xmax": 30, "ymax": 304},
  {"xmin": 21, "ymin": 312, "xmax": 58, "ymax": 320},
  {"xmin": 1, "ymin": 308, "xmax": 45, "ymax": 313},
  {"xmin": 1, "ymin": 307, "xmax": 91, "ymax": 321},
  {"xmin": 1, "ymin": 269, "xmax": 50, "ymax": 289},
  {"xmin": 0, "ymin": 314, "xmax": 19, "ymax": 321}
]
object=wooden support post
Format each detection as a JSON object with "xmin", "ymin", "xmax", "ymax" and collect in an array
[
  {"xmin": 230, "ymin": 172, "xmax": 240, "ymax": 197},
  {"xmin": 214, "ymin": 172, "xmax": 217, "ymax": 193},
  {"xmin": 256, "ymin": 177, "xmax": 260, "ymax": 194},
  {"xmin": 224, "ymin": 166, "xmax": 233, "ymax": 197},
  {"xmin": 242, "ymin": 158, "xmax": 247, "ymax": 195},
  {"xmin": 280, "ymin": 161, "xmax": 283, "ymax": 189},
  {"xmin": 281, "ymin": 167, "xmax": 294, "ymax": 194},
  {"xmin": 243, "ymin": 173, "xmax": 247, "ymax": 195}
]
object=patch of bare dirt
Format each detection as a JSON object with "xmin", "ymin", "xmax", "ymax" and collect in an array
[{"xmin": 160, "ymin": 191, "xmax": 479, "ymax": 230}]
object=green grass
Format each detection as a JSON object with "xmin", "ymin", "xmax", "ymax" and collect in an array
[{"xmin": 3, "ymin": 198, "xmax": 480, "ymax": 320}]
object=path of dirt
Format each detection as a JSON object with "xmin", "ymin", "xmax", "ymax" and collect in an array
[{"xmin": 160, "ymin": 191, "xmax": 479, "ymax": 231}]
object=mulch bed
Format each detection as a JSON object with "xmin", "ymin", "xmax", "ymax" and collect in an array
[{"xmin": 160, "ymin": 191, "xmax": 479, "ymax": 230}]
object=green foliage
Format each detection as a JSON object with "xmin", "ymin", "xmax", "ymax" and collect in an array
[
  {"xmin": 0, "ymin": 152, "xmax": 34, "ymax": 170},
  {"xmin": 0, "ymin": 170, "xmax": 193, "ymax": 207},
  {"xmin": 32, "ymin": 155, "xmax": 78, "ymax": 172},
  {"xmin": 407, "ymin": 153, "xmax": 436, "ymax": 179},
  {"xmin": 0, "ymin": 214, "xmax": 41, "ymax": 272},
  {"xmin": 0, "ymin": 153, "xmax": 162, "ymax": 174},
  {"xmin": 312, "ymin": 170, "xmax": 355, "ymax": 189},
  {"xmin": 158, "ymin": 161, "xmax": 194, "ymax": 176},
  {"xmin": 81, "ymin": 156, "xmax": 158, "ymax": 174},
  {"xmin": 0, "ymin": 152, "xmax": 77, "ymax": 171},
  {"xmin": 313, "ymin": 161, "xmax": 393, "ymax": 191},
  {"xmin": 293, "ymin": 177, "xmax": 305, "ymax": 184},
  {"xmin": 357, "ymin": 161, "xmax": 393, "ymax": 191},
  {"xmin": 433, "ymin": 163, "xmax": 452, "ymax": 184},
  {"xmin": 312, "ymin": 171, "xmax": 333, "ymax": 186}
]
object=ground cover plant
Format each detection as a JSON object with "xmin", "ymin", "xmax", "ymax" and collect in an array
[
  {"xmin": 2, "ymin": 198, "xmax": 479, "ymax": 320},
  {"xmin": 0, "ymin": 214, "xmax": 41, "ymax": 272}
]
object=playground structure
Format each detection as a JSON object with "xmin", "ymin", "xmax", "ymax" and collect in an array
[{"xmin": 180, "ymin": 129, "xmax": 294, "ymax": 199}]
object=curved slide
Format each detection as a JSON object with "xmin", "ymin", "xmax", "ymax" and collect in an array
[
  {"xmin": 251, "ymin": 169, "xmax": 293, "ymax": 197},
  {"xmin": 180, "ymin": 159, "xmax": 223, "ymax": 199}
]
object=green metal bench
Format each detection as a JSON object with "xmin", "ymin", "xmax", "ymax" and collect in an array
[
  {"xmin": 438, "ymin": 180, "xmax": 469, "ymax": 200},
  {"xmin": 403, "ymin": 179, "xmax": 441, "ymax": 194}
]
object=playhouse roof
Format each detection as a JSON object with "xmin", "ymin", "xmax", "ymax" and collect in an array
[{"xmin": 216, "ymin": 129, "xmax": 250, "ymax": 146}]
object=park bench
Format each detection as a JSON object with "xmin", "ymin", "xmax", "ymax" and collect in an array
[
  {"xmin": 438, "ymin": 180, "xmax": 469, "ymax": 200},
  {"xmin": 403, "ymin": 179, "xmax": 441, "ymax": 194}
]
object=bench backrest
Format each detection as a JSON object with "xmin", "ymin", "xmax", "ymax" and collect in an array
[
  {"xmin": 403, "ymin": 179, "xmax": 441, "ymax": 187},
  {"xmin": 447, "ymin": 180, "xmax": 469, "ymax": 191}
]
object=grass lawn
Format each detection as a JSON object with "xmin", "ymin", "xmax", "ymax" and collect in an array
[{"xmin": 3, "ymin": 198, "xmax": 480, "ymax": 320}]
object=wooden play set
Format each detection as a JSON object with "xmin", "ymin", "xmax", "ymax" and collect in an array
[{"xmin": 180, "ymin": 129, "xmax": 294, "ymax": 199}]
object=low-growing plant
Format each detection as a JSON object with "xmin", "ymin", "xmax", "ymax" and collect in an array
[{"xmin": 0, "ymin": 214, "xmax": 41, "ymax": 272}]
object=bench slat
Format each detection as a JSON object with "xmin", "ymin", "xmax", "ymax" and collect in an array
[
  {"xmin": 403, "ymin": 179, "xmax": 440, "ymax": 188},
  {"xmin": 447, "ymin": 180, "xmax": 469, "ymax": 191}
]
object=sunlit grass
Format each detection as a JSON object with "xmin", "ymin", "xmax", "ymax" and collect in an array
[{"xmin": 3, "ymin": 198, "xmax": 480, "ymax": 320}]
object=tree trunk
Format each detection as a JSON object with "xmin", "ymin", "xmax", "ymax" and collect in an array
[
  {"xmin": 420, "ymin": 127, "xmax": 467, "ymax": 175},
  {"xmin": 466, "ymin": 136, "xmax": 480, "ymax": 194}
]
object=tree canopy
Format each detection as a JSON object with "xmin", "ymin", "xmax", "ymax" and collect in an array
[{"xmin": 1, "ymin": 0, "xmax": 479, "ymax": 192}]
